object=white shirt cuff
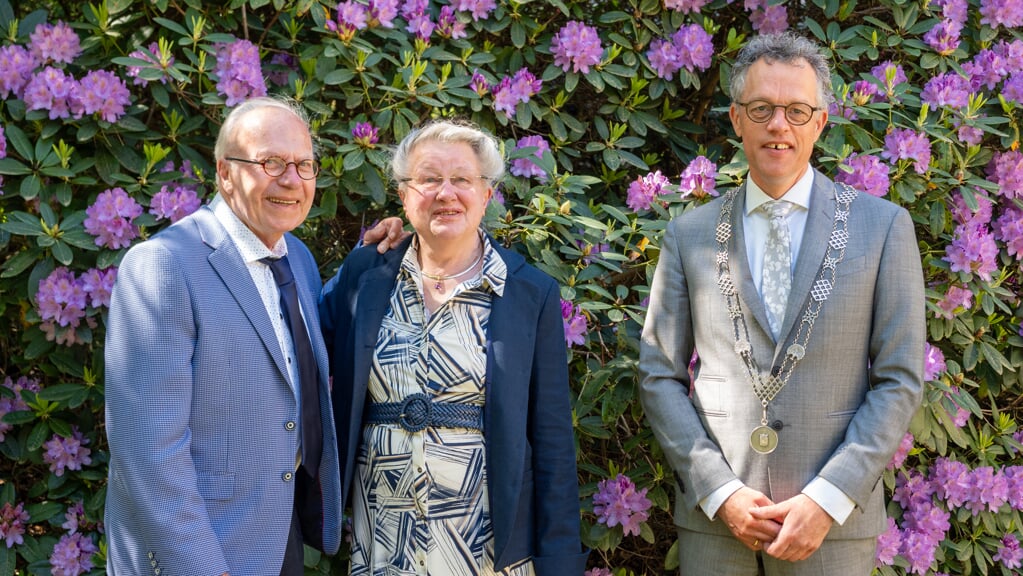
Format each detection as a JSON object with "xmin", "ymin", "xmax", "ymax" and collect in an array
[
  {"xmin": 699, "ymin": 479, "xmax": 745, "ymax": 521},
  {"xmin": 802, "ymin": 476, "xmax": 855, "ymax": 525}
]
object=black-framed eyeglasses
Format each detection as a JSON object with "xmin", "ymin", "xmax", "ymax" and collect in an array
[
  {"xmin": 398, "ymin": 175, "xmax": 490, "ymax": 196},
  {"xmin": 735, "ymin": 100, "xmax": 822, "ymax": 126},
  {"xmin": 225, "ymin": 156, "xmax": 319, "ymax": 180}
]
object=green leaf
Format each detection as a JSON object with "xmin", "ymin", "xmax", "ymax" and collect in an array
[
  {"xmin": 0, "ymin": 157, "xmax": 33, "ymax": 175},
  {"xmin": 51, "ymin": 240, "xmax": 73, "ymax": 265},
  {"xmin": 26, "ymin": 420, "xmax": 49, "ymax": 452},
  {"xmin": 0, "ymin": 219, "xmax": 44, "ymax": 236},
  {"xmin": 25, "ymin": 501, "xmax": 65, "ymax": 523}
]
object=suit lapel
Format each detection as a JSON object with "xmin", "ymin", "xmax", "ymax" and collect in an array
[
  {"xmin": 731, "ymin": 187, "xmax": 774, "ymax": 338},
  {"xmin": 782, "ymin": 171, "xmax": 835, "ymax": 339},
  {"xmin": 196, "ymin": 208, "xmax": 292, "ymax": 386}
]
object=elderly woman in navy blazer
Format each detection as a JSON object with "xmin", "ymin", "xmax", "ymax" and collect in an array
[{"xmin": 321, "ymin": 119, "xmax": 587, "ymax": 576}]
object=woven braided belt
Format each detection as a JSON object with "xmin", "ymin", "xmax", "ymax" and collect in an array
[{"xmin": 364, "ymin": 393, "xmax": 484, "ymax": 432}]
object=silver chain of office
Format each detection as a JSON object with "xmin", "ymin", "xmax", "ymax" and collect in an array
[{"xmin": 714, "ymin": 183, "xmax": 857, "ymax": 420}]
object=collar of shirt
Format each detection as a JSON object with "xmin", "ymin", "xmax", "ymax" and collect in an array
[
  {"xmin": 743, "ymin": 165, "xmax": 814, "ymax": 216},
  {"xmin": 401, "ymin": 230, "xmax": 508, "ymax": 298},
  {"xmin": 210, "ymin": 193, "xmax": 288, "ymax": 262}
]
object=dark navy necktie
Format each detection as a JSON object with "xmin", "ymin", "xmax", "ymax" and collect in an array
[{"xmin": 262, "ymin": 255, "xmax": 322, "ymax": 477}]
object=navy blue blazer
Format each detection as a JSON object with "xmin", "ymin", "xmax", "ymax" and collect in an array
[{"xmin": 320, "ymin": 235, "xmax": 588, "ymax": 575}]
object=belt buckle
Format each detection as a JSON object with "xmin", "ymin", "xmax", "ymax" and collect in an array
[{"xmin": 398, "ymin": 393, "xmax": 432, "ymax": 432}]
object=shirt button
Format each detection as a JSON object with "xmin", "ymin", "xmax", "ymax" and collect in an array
[
  {"xmin": 285, "ymin": 421, "xmax": 296, "ymax": 430},
  {"xmin": 282, "ymin": 471, "xmax": 294, "ymax": 482}
]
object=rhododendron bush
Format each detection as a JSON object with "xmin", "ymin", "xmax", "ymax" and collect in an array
[{"xmin": 0, "ymin": 0, "xmax": 1021, "ymax": 574}]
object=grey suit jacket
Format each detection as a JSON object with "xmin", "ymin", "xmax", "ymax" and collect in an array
[
  {"xmin": 104, "ymin": 206, "xmax": 343, "ymax": 575},
  {"xmin": 639, "ymin": 170, "xmax": 925, "ymax": 539}
]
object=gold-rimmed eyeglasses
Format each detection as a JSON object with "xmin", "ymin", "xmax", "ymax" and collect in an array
[
  {"xmin": 735, "ymin": 100, "xmax": 822, "ymax": 126},
  {"xmin": 398, "ymin": 175, "xmax": 490, "ymax": 196},
  {"xmin": 225, "ymin": 156, "xmax": 319, "ymax": 180}
]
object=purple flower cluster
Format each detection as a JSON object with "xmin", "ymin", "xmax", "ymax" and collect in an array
[
  {"xmin": 993, "ymin": 205, "xmax": 1023, "ymax": 259},
  {"xmin": 352, "ymin": 121, "xmax": 380, "ymax": 148},
  {"xmin": 43, "ymin": 426, "xmax": 93, "ymax": 477},
  {"xmin": 471, "ymin": 69, "xmax": 489, "ymax": 95},
  {"xmin": 923, "ymin": 342, "xmax": 946, "ymax": 382},
  {"xmin": 0, "ymin": 501, "xmax": 30, "ymax": 548},
  {"xmin": 679, "ymin": 155, "xmax": 717, "ymax": 197},
  {"xmin": 746, "ymin": 0, "xmax": 788, "ymax": 34},
  {"xmin": 327, "ymin": 0, "xmax": 369, "ymax": 40},
  {"xmin": 76, "ymin": 69, "xmax": 131, "ymax": 122},
  {"xmin": 401, "ymin": 0, "xmax": 435, "ymax": 40},
  {"xmin": 626, "ymin": 170, "xmax": 671, "ymax": 212},
  {"xmin": 561, "ymin": 298, "xmax": 587, "ymax": 347},
  {"xmin": 151, "ymin": 184, "xmax": 201, "ymax": 223},
  {"xmin": 882, "ymin": 128, "xmax": 931, "ymax": 174},
  {"xmin": 510, "ymin": 135, "xmax": 551, "ymax": 181},
  {"xmin": 576, "ymin": 239, "xmax": 610, "ymax": 265},
  {"xmin": 923, "ymin": 19, "xmax": 961, "ymax": 55},
  {"xmin": 1, "ymin": 376, "xmax": 41, "ymax": 442},
  {"xmin": 37, "ymin": 267, "xmax": 88, "ymax": 328},
  {"xmin": 452, "ymin": 0, "xmax": 497, "ymax": 21},
  {"xmin": 980, "ymin": 0, "xmax": 1023, "ymax": 29},
  {"xmin": 214, "ymin": 39, "xmax": 267, "ymax": 106},
  {"xmin": 647, "ymin": 24, "xmax": 714, "ymax": 81},
  {"xmin": 956, "ymin": 122, "xmax": 984, "ymax": 146},
  {"xmin": 29, "ymin": 21, "xmax": 82, "ymax": 64},
  {"xmin": 0, "ymin": 45, "xmax": 38, "ymax": 98},
  {"xmin": 870, "ymin": 60, "xmax": 908, "ymax": 102},
  {"xmin": 882, "ymin": 457, "xmax": 1023, "ymax": 572},
  {"xmin": 369, "ymin": 0, "xmax": 400, "ymax": 27},
  {"xmin": 934, "ymin": 285, "xmax": 972, "ymax": 319},
  {"xmin": 551, "ymin": 21, "xmax": 603, "ymax": 74},
  {"xmin": 994, "ymin": 534, "xmax": 1023, "ymax": 570},
  {"xmin": 436, "ymin": 6, "xmax": 467, "ymax": 40},
  {"xmin": 584, "ymin": 569, "xmax": 613, "ymax": 576},
  {"xmin": 920, "ymin": 72, "xmax": 971, "ymax": 109},
  {"xmin": 836, "ymin": 153, "xmax": 890, "ymax": 198},
  {"xmin": 80, "ymin": 267, "xmax": 117, "ymax": 308},
  {"xmin": 593, "ymin": 474, "xmax": 652, "ymax": 537},
  {"xmin": 963, "ymin": 49, "xmax": 1007, "ymax": 91},
  {"xmin": 987, "ymin": 150, "xmax": 1023, "ymax": 200},
  {"xmin": 493, "ymin": 68, "xmax": 542, "ymax": 118},
  {"xmin": 664, "ymin": 0, "xmax": 711, "ymax": 13},
  {"xmin": 50, "ymin": 532, "xmax": 98, "ymax": 576},
  {"xmin": 85, "ymin": 187, "xmax": 144, "ymax": 249},
  {"xmin": 849, "ymin": 80, "xmax": 879, "ymax": 106},
  {"xmin": 23, "ymin": 66, "xmax": 77, "ymax": 120},
  {"xmin": 126, "ymin": 42, "xmax": 175, "ymax": 86},
  {"xmin": 61, "ymin": 501, "xmax": 101, "ymax": 535},
  {"xmin": 944, "ymin": 222, "xmax": 999, "ymax": 281}
]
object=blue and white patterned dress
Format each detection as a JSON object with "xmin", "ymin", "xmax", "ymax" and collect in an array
[{"xmin": 349, "ymin": 236, "xmax": 535, "ymax": 576}]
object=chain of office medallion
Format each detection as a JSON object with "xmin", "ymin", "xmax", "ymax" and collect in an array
[{"xmin": 713, "ymin": 183, "xmax": 858, "ymax": 406}]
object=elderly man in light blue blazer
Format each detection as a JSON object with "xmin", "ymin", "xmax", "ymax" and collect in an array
[
  {"xmin": 104, "ymin": 97, "xmax": 401, "ymax": 575},
  {"xmin": 640, "ymin": 33, "xmax": 925, "ymax": 575}
]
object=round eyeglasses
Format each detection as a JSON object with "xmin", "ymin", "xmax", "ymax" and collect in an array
[
  {"xmin": 225, "ymin": 156, "xmax": 319, "ymax": 180},
  {"xmin": 398, "ymin": 175, "xmax": 489, "ymax": 196},
  {"xmin": 736, "ymin": 100, "xmax": 822, "ymax": 126}
]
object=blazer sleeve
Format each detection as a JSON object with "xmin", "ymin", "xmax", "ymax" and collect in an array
[
  {"xmin": 816, "ymin": 206, "xmax": 926, "ymax": 507},
  {"xmin": 638, "ymin": 219, "xmax": 739, "ymax": 509},
  {"xmin": 104, "ymin": 239, "xmax": 230, "ymax": 574},
  {"xmin": 529, "ymin": 277, "xmax": 589, "ymax": 575}
]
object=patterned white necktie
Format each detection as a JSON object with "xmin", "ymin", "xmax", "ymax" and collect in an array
[{"xmin": 761, "ymin": 200, "xmax": 793, "ymax": 338}]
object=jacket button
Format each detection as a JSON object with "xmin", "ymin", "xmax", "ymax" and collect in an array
[
  {"xmin": 771, "ymin": 420, "xmax": 784, "ymax": 431},
  {"xmin": 285, "ymin": 421, "xmax": 296, "ymax": 430},
  {"xmin": 283, "ymin": 471, "xmax": 294, "ymax": 482}
]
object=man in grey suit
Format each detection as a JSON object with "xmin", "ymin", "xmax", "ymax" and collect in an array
[
  {"xmin": 105, "ymin": 97, "xmax": 402, "ymax": 575},
  {"xmin": 639, "ymin": 33, "xmax": 925, "ymax": 575}
]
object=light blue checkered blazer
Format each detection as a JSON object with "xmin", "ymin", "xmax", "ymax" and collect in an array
[{"xmin": 105, "ymin": 206, "xmax": 342, "ymax": 575}]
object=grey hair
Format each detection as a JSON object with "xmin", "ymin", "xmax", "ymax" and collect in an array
[
  {"xmin": 729, "ymin": 32, "xmax": 833, "ymax": 109},
  {"xmin": 213, "ymin": 96, "xmax": 312, "ymax": 161},
  {"xmin": 391, "ymin": 119, "xmax": 504, "ymax": 185}
]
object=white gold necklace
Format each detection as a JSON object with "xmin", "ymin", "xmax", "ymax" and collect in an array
[{"xmin": 420, "ymin": 248, "xmax": 484, "ymax": 292}]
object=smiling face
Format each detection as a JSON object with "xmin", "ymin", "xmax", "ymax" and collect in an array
[
  {"xmin": 730, "ymin": 57, "xmax": 828, "ymax": 199},
  {"xmin": 217, "ymin": 106, "xmax": 316, "ymax": 248},
  {"xmin": 398, "ymin": 140, "xmax": 492, "ymax": 250}
]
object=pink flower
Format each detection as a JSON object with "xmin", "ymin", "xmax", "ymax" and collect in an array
[
  {"xmin": 73, "ymin": 69, "xmax": 131, "ymax": 123},
  {"xmin": 551, "ymin": 21, "xmax": 603, "ymax": 74},
  {"xmin": 37, "ymin": 267, "xmax": 87, "ymax": 328},
  {"xmin": 23, "ymin": 66, "xmax": 78, "ymax": 120},
  {"xmin": 43, "ymin": 427, "xmax": 93, "ymax": 477},
  {"xmin": 836, "ymin": 153, "xmax": 890, "ymax": 198},
  {"xmin": 626, "ymin": 170, "xmax": 671, "ymax": 212},
  {"xmin": 29, "ymin": 21, "xmax": 82, "ymax": 64},
  {"xmin": 887, "ymin": 432, "xmax": 914, "ymax": 470},
  {"xmin": 214, "ymin": 39, "xmax": 267, "ymax": 106},
  {"xmin": 882, "ymin": 128, "xmax": 931, "ymax": 174},
  {"xmin": 561, "ymin": 299, "xmax": 587, "ymax": 347},
  {"xmin": 0, "ymin": 502, "xmax": 30, "ymax": 548},
  {"xmin": 593, "ymin": 474, "xmax": 652, "ymax": 537},
  {"xmin": 84, "ymin": 187, "xmax": 144, "ymax": 249},
  {"xmin": 352, "ymin": 122, "xmax": 380, "ymax": 148},
  {"xmin": 492, "ymin": 68, "xmax": 542, "ymax": 119},
  {"xmin": 0, "ymin": 44, "xmax": 39, "ymax": 99},
  {"xmin": 510, "ymin": 135, "xmax": 551, "ymax": 181},
  {"xmin": 679, "ymin": 155, "xmax": 717, "ymax": 197}
]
